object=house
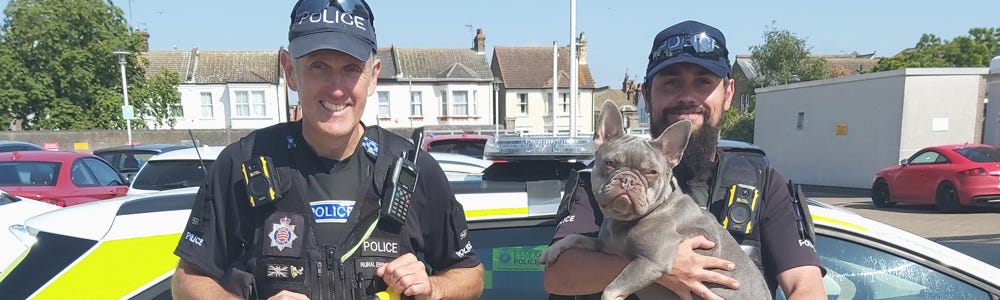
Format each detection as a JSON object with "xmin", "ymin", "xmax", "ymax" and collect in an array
[
  {"xmin": 492, "ymin": 33, "xmax": 596, "ymax": 134},
  {"xmin": 144, "ymin": 47, "xmax": 288, "ymax": 129},
  {"xmin": 594, "ymin": 74, "xmax": 645, "ymax": 132},
  {"xmin": 754, "ymin": 67, "xmax": 988, "ymax": 188},
  {"xmin": 363, "ymin": 29, "xmax": 494, "ymax": 129},
  {"xmin": 731, "ymin": 52, "xmax": 881, "ymax": 112}
]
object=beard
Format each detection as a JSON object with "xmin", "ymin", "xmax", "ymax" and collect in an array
[{"xmin": 651, "ymin": 104, "xmax": 721, "ymax": 183}]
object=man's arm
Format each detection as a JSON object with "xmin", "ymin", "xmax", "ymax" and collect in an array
[
  {"xmin": 542, "ymin": 236, "xmax": 739, "ymax": 300},
  {"xmin": 171, "ymin": 259, "xmax": 240, "ymax": 300},
  {"xmin": 428, "ymin": 263, "xmax": 485, "ymax": 299},
  {"xmin": 777, "ymin": 265, "xmax": 825, "ymax": 300}
]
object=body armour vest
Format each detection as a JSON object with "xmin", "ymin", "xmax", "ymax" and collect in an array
[{"xmin": 239, "ymin": 123, "xmax": 414, "ymax": 300}]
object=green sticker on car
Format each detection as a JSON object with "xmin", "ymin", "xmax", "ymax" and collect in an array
[{"xmin": 492, "ymin": 245, "xmax": 546, "ymax": 271}]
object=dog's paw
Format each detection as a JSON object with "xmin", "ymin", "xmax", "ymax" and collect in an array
[{"xmin": 537, "ymin": 246, "xmax": 560, "ymax": 265}]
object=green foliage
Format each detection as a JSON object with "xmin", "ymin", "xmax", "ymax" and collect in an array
[
  {"xmin": 749, "ymin": 22, "xmax": 832, "ymax": 87},
  {"xmin": 721, "ymin": 108, "xmax": 754, "ymax": 143},
  {"xmin": 872, "ymin": 28, "xmax": 1000, "ymax": 72},
  {"xmin": 0, "ymin": 0, "xmax": 180, "ymax": 130}
]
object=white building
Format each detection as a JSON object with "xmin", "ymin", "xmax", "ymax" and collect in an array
[
  {"xmin": 492, "ymin": 38, "xmax": 596, "ymax": 134},
  {"xmin": 754, "ymin": 68, "xmax": 988, "ymax": 188},
  {"xmin": 983, "ymin": 55, "xmax": 1000, "ymax": 147},
  {"xmin": 363, "ymin": 30, "xmax": 495, "ymax": 129},
  {"xmin": 144, "ymin": 48, "xmax": 287, "ymax": 130}
]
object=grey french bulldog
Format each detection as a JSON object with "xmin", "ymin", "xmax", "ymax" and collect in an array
[{"xmin": 538, "ymin": 100, "xmax": 769, "ymax": 300}]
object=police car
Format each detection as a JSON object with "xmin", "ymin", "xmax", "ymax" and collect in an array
[{"xmin": 2, "ymin": 140, "xmax": 999, "ymax": 299}]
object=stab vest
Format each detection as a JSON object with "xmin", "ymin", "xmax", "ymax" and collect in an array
[{"xmin": 238, "ymin": 123, "xmax": 415, "ymax": 300}]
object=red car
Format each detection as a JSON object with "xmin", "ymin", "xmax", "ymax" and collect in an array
[
  {"xmin": 0, "ymin": 151, "xmax": 129, "ymax": 207},
  {"xmin": 872, "ymin": 143, "xmax": 1000, "ymax": 212}
]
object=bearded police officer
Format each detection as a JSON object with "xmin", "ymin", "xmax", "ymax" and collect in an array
[
  {"xmin": 170, "ymin": 0, "xmax": 484, "ymax": 299},
  {"xmin": 542, "ymin": 20, "xmax": 825, "ymax": 300}
]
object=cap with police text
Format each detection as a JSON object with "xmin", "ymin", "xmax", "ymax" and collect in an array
[
  {"xmin": 288, "ymin": 0, "xmax": 377, "ymax": 61},
  {"xmin": 645, "ymin": 20, "xmax": 730, "ymax": 80}
]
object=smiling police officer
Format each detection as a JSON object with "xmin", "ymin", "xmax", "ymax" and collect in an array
[{"xmin": 170, "ymin": 0, "xmax": 484, "ymax": 299}]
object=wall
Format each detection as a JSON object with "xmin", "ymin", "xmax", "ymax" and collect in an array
[
  {"xmin": 755, "ymin": 70, "xmax": 907, "ymax": 188},
  {"xmin": 365, "ymin": 81, "xmax": 494, "ymax": 129},
  {"xmin": 146, "ymin": 83, "xmax": 287, "ymax": 130},
  {"xmin": 898, "ymin": 69, "xmax": 988, "ymax": 160},
  {"xmin": 984, "ymin": 56, "xmax": 1000, "ymax": 147},
  {"xmin": 0, "ymin": 129, "xmax": 254, "ymax": 152},
  {"xmin": 502, "ymin": 88, "xmax": 594, "ymax": 134}
]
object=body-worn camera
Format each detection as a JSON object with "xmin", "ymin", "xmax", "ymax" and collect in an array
[
  {"xmin": 721, "ymin": 183, "xmax": 760, "ymax": 235},
  {"xmin": 242, "ymin": 156, "xmax": 281, "ymax": 207},
  {"xmin": 380, "ymin": 154, "xmax": 418, "ymax": 225}
]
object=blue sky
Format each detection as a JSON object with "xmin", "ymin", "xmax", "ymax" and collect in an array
[{"xmin": 4, "ymin": 0, "xmax": 999, "ymax": 87}]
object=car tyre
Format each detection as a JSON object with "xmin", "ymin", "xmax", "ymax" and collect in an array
[
  {"xmin": 871, "ymin": 179, "xmax": 894, "ymax": 208},
  {"xmin": 935, "ymin": 182, "xmax": 961, "ymax": 213}
]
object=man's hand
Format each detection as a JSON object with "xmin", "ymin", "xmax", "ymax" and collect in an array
[
  {"xmin": 267, "ymin": 290, "xmax": 310, "ymax": 300},
  {"xmin": 377, "ymin": 253, "xmax": 435, "ymax": 299},
  {"xmin": 655, "ymin": 235, "xmax": 740, "ymax": 300}
]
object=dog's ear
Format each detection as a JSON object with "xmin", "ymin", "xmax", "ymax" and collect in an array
[
  {"xmin": 654, "ymin": 119, "xmax": 692, "ymax": 166},
  {"xmin": 594, "ymin": 100, "xmax": 624, "ymax": 149}
]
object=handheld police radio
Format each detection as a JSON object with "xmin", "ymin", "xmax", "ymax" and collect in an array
[
  {"xmin": 379, "ymin": 131, "xmax": 422, "ymax": 225},
  {"xmin": 720, "ymin": 183, "xmax": 760, "ymax": 235}
]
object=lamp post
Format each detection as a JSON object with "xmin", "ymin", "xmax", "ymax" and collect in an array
[{"xmin": 113, "ymin": 47, "xmax": 133, "ymax": 146}]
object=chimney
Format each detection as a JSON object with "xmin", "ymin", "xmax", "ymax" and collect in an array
[
  {"xmin": 138, "ymin": 30, "xmax": 150, "ymax": 52},
  {"xmin": 473, "ymin": 28, "xmax": 486, "ymax": 54},
  {"xmin": 576, "ymin": 32, "xmax": 587, "ymax": 65}
]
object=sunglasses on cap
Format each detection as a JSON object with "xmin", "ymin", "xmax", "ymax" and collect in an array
[
  {"xmin": 649, "ymin": 32, "xmax": 726, "ymax": 62},
  {"xmin": 294, "ymin": 0, "xmax": 374, "ymax": 22}
]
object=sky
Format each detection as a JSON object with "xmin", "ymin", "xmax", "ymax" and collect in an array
[{"xmin": 3, "ymin": 0, "xmax": 999, "ymax": 88}]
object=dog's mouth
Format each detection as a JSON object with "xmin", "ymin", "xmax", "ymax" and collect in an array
[{"xmin": 599, "ymin": 193, "xmax": 636, "ymax": 218}]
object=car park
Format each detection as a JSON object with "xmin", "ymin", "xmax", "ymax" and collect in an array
[
  {"xmin": 1, "ymin": 183, "xmax": 998, "ymax": 299},
  {"xmin": 0, "ymin": 188, "xmax": 59, "ymax": 275},
  {"xmin": 0, "ymin": 151, "xmax": 128, "ymax": 207},
  {"xmin": 93, "ymin": 144, "xmax": 192, "ymax": 183},
  {"xmin": 127, "ymin": 146, "xmax": 223, "ymax": 195},
  {"xmin": 0, "ymin": 141, "xmax": 44, "ymax": 153},
  {"xmin": 872, "ymin": 143, "xmax": 1000, "ymax": 212}
]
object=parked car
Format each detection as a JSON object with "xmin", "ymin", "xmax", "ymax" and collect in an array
[
  {"xmin": 420, "ymin": 131, "xmax": 493, "ymax": 159},
  {"xmin": 0, "ymin": 188, "xmax": 60, "ymax": 275},
  {"xmin": 127, "ymin": 146, "xmax": 223, "ymax": 195},
  {"xmin": 1, "ymin": 186, "xmax": 998, "ymax": 299},
  {"xmin": 0, "ymin": 151, "xmax": 129, "ymax": 207},
  {"xmin": 0, "ymin": 141, "xmax": 43, "ymax": 153},
  {"xmin": 429, "ymin": 152, "xmax": 492, "ymax": 181},
  {"xmin": 872, "ymin": 143, "xmax": 1000, "ymax": 212},
  {"xmin": 92, "ymin": 144, "xmax": 193, "ymax": 183}
]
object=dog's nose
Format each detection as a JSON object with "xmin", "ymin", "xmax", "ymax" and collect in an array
[{"xmin": 621, "ymin": 176, "xmax": 635, "ymax": 189}]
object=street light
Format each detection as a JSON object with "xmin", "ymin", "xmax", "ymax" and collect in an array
[{"xmin": 112, "ymin": 46, "xmax": 133, "ymax": 146}]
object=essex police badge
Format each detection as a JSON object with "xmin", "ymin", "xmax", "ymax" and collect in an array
[{"xmin": 269, "ymin": 216, "xmax": 298, "ymax": 251}]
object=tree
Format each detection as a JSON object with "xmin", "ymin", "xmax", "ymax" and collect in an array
[
  {"xmin": 0, "ymin": 0, "xmax": 180, "ymax": 130},
  {"xmin": 722, "ymin": 103, "xmax": 754, "ymax": 143},
  {"xmin": 871, "ymin": 28, "xmax": 1000, "ymax": 72},
  {"xmin": 749, "ymin": 23, "xmax": 831, "ymax": 87}
]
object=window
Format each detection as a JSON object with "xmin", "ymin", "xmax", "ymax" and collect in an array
[
  {"xmin": 82, "ymin": 158, "xmax": 123, "ymax": 186},
  {"xmin": 545, "ymin": 93, "xmax": 553, "ymax": 115},
  {"xmin": 70, "ymin": 160, "xmax": 98, "ymax": 187},
  {"xmin": 251, "ymin": 91, "xmax": 266, "ymax": 117},
  {"xmin": 234, "ymin": 91, "xmax": 266, "ymax": 117},
  {"xmin": 795, "ymin": 235, "xmax": 991, "ymax": 300},
  {"xmin": 796, "ymin": 112, "xmax": 804, "ymax": 130},
  {"xmin": 907, "ymin": 151, "xmax": 948, "ymax": 165},
  {"xmin": 954, "ymin": 147, "xmax": 1000, "ymax": 162},
  {"xmin": 440, "ymin": 91, "xmax": 449, "ymax": 116},
  {"xmin": 410, "ymin": 91, "xmax": 422, "ymax": 116},
  {"xmin": 131, "ymin": 160, "xmax": 215, "ymax": 191},
  {"xmin": 200, "ymin": 92, "xmax": 213, "ymax": 118},
  {"xmin": 559, "ymin": 93, "xmax": 569, "ymax": 114},
  {"xmin": 518, "ymin": 93, "xmax": 528, "ymax": 114},
  {"xmin": 453, "ymin": 91, "xmax": 469, "ymax": 115},
  {"xmin": 171, "ymin": 103, "xmax": 184, "ymax": 117},
  {"xmin": 378, "ymin": 91, "xmax": 390, "ymax": 117},
  {"xmin": 234, "ymin": 91, "xmax": 250, "ymax": 117}
]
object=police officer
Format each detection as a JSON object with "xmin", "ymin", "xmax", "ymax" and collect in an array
[
  {"xmin": 542, "ymin": 21, "xmax": 825, "ymax": 300},
  {"xmin": 170, "ymin": 0, "xmax": 484, "ymax": 298}
]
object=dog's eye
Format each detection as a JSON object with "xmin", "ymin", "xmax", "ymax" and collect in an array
[
  {"xmin": 644, "ymin": 170, "xmax": 658, "ymax": 176},
  {"xmin": 603, "ymin": 160, "xmax": 616, "ymax": 168}
]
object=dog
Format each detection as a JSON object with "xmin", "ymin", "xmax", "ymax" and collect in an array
[{"xmin": 538, "ymin": 101, "xmax": 769, "ymax": 300}]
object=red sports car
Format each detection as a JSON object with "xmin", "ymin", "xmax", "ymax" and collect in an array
[
  {"xmin": 872, "ymin": 143, "xmax": 1000, "ymax": 212},
  {"xmin": 0, "ymin": 151, "xmax": 129, "ymax": 207}
]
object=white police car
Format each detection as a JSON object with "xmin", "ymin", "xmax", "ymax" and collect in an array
[
  {"xmin": 127, "ymin": 146, "xmax": 224, "ymax": 195},
  {"xmin": 2, "ymin": 143, "xmax": 999, "ymax": 298}
]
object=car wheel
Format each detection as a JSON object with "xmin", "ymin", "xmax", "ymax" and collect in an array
[
  {"xmin": 871, "ymin": 180, "xmax": 894, "ymax": 208},
  {"xmin": 936, "ymin": 182, "xmax": 961, "ymax": 213}
]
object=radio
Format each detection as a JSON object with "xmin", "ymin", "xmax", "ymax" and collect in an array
[
  {"xmin": 721, "ymin": 184, "xmax": 760, "ymax": 235},
  {"xmin": 242, "ymin": 156, "xmax": 281, "ymax": 207},
  {"xmin": 380, "ymin": 155, "xmax": 418, "ymax": 224}
]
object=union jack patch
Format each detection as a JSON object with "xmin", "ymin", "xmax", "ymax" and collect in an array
[{"xmin": 267, "ymin": 264, "xmax": 289, "ymax": 278}]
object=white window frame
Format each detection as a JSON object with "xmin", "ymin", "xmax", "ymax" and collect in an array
[
  {"xmin": 200, "ymin": 92, "xmax": 213, "ymax": 119},
  {"xmin": 378, "ymin": 91, "xmax": 390, "ymax": 117},
  {"xmin": 251, "ymin": 91, "xmax": 266, "ymax": 117},
  {"xmin": 411, "ymin": 91, "xmax": 422, "ymax": 116},
  {"xmin": 440, "ymin": 91, "xmax": 449, "ymax": 116},
  {"xmin": 452, "ymin": 90, "xmax": 469, "ymax": 116},
  {"xmin": 234, "ymin": 91, "xmax": 250, "ymax": 117},
  {"xmin": 518, "ymin": 93, "xmax": 528, "ymax": 115}
]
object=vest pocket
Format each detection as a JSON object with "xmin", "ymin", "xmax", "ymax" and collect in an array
[{"xmin": 354, "ymin": 257, "xmax": 395, "ymax": 297}]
